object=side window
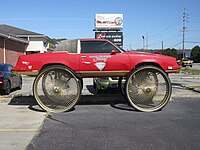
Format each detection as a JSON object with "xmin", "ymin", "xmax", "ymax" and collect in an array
[{"xmin": 81, "ymin": 41, "xmax": 119, "ymax": 53}]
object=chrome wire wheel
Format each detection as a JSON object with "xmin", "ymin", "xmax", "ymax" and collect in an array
[
  {"xmin": 125, "ymin": 66, "xmax": 172, "ymax": 112},
  {"xmin": 33, "ymin": 66, "xmax": 81, "ymax": 113}
]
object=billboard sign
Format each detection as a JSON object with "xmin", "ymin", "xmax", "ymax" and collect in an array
[
  {"xmin": 95, "ymin": 14, "xmax": 123, "ymax": 30},
  {"xmin": 95, "ymin": 32, "xmax": 123, "ymax": 46}
]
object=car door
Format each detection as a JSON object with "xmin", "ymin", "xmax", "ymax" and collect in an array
[{"xmin": 79, "ymin": 40, "xmax": 130, "ymax": 77}]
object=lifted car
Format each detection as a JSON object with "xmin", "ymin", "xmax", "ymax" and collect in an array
[{"xmin": 12, "ymin": 38, "xmax": 180, "ymax": 112}]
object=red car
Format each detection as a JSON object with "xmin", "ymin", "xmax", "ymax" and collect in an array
[{"xmin": 12, "ymin": 38, "xmax": 180, "ymax": 112}]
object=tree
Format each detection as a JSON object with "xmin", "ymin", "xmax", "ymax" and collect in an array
[
  {"xmin": 161, "ymin": 48, "xmax": 178, "ymax": 58},
  {"xmin": 191, "ymin": 45, "xmax": 200, "ymax": 63}
]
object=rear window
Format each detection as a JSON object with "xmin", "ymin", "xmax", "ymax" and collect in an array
[{"xmin": 55, "ymin": 39, "xmax": 78, "ymax": 53}]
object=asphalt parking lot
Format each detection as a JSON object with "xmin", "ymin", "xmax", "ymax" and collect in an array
[
  {"xmin": 0, "ymin": 65, "xmax": 200, "ymax": 150},
  {"xmin": 26, "ymin": 97, "xmax": 200, "ymax": 150}
]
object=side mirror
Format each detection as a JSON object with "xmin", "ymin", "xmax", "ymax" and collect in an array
[{"xmin": 110, "ymin": 50, "xmax": 117, "ymax": 55}]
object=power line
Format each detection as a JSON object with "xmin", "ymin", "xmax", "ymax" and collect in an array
[
  {"xmin": 170, "ymin": 42, "xmax": 182, "ymax": 48},
  {"xmin": 148, "ymin": 17, "xmax": 182, "ymax": 40},
  {"xmin": 185, "ymin": 41, "xmax": 200, "ymax": 43}
]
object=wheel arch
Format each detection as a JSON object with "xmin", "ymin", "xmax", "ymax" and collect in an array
[
  {"xmin": 40, "ymin": 63, "xmax": 81, "ymax": 79},
  {"xmin": 134, "ymin": 62, "xmax": 164, "ymax": 72}
]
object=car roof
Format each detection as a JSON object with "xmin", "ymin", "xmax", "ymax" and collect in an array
[
  {"xmin": 0, "ymin": 64, "xmax": 13, "ymax": 71},
  {"xmin": 0, "ymin": 63, "xmax": 13, "ymax": 67}
]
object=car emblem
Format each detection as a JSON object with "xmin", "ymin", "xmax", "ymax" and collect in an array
[
  {"xmin": 28, "ymin": 66, "xmax": 32, "ymax": 69},
  {"xmin": 95, "ymin": 62, "xmax": 106, "ymax": 71}
]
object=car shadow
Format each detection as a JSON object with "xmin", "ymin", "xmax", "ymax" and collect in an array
[
  {"xmin": 0, "ymin": 88, "xmax": 21, "ymax": 96},
  {"xmin": 8, "ymin": 90, "xmax": 135, "ymax": 113}
]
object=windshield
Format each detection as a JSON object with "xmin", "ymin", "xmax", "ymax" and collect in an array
[
  {"xmin": 119, "ymin": 47, "xmax": 126, "ymax": 52},
  {"xmin": 182, "ymin": 58, "xmax": 189, "ymax": 61}
]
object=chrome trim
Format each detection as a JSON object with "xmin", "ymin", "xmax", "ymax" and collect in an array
[
  {"xmin": 12, "ymin": 71, "xmax": 39, "ymax": 76},
  {"xmin": 77, "ymin": 71, "xmax": 129, "ymax": 77},
  {"xmin": 166, "ymin": 69, "xmax": 180, "ymax": 73},
  {"xmin": 83, "ymin": 62, "xmax": 90, "ymax": 64}
]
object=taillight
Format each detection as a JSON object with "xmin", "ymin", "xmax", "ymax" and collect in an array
[{"xmin": 0, "ymin": 72, "xmax": 3, "ymax": 77}]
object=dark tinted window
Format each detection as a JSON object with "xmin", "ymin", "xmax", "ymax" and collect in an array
[{"xmin": 81, "ymin": 41, "xmax": 119, "ymax": 53}]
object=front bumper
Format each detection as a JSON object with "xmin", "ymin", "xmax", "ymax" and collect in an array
[{"xmin": 166, "ymin": 69, "xmax": 180, "ymax": 73}]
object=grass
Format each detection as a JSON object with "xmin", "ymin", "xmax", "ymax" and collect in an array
[{"xmin": 181, "ymin": 68, "xmax": 200, "ymax": 75}]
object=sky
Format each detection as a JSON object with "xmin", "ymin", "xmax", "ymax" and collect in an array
[{"xmin": 1, "ymin": 0, "xmax": 200, "ymax": 50}]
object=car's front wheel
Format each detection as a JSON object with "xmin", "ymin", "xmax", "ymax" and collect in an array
[{"xmin": 125, "ymin": 66, "xmax": 172, "ymax": 112}]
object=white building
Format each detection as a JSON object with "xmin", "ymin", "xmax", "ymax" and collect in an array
[{"xmin": 0, "ymin": 24, "xmax": 57, "ymax": 54}]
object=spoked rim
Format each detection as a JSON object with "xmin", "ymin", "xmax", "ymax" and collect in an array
[
  {"xmin": 125, "ymin": 66, "xmax": 172, "ymax": 112},
  {"xmin": 33, "ymin": 66, "xmax": 81, "ymax": 113}
]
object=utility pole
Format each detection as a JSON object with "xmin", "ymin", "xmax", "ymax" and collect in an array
[
  {"xmin": 161, "ymin": 41, "xmax": 164, "ymax": 50},
  {"xmin": 182, "ymin": 8, "xmax": 188, "ymax": 58}
]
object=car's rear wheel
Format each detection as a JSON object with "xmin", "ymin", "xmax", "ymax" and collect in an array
[
  {"xmin": 33, "ymin": 65, "xmax": 81, "ymax": 113},
  {"xmin": 125, "ymin": 66, "xmax": 172, "ymax": 112}
]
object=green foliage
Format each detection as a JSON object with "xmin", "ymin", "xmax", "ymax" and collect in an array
[
  {"xmin": 191, "ymin": 45, "xmax": 200, "ymax": 63},
  {"xmin": 160, "ymin": 48, "xmax": 178, "ymax": 58}
]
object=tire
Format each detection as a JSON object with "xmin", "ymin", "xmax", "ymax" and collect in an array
[
  {"xmin": 33, "ymin": 65, "xmax": 81, "ymax": 113},
  {"xmin": 79, "ymin": 78, "xmax": 83, "ymax": 91},
  {"xmin": 118, "ymin": 77, "xmax": 126, "ymax": 96},
  {"xmin": 125, "ymin": 66, "xmax": 172, "ymax": 112},
  {"xmin": 3, "ymin": 80, "xmax": 11, "ymax": 95},
  {"xmin": 17, "ymin": 77, "xmax": 22, "ymax": 90},
  {"xmin": 93, "ymin": 79, "xmax": 96, "ymax": 89}
]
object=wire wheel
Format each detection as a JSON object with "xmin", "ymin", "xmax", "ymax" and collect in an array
[
  {"xmin": 33, "ymin": 65, "xmax": 81, "ymax": 113},
  {"xmin": 125, "ymin": 66, "xmax": 172, "ymax": 112}
]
